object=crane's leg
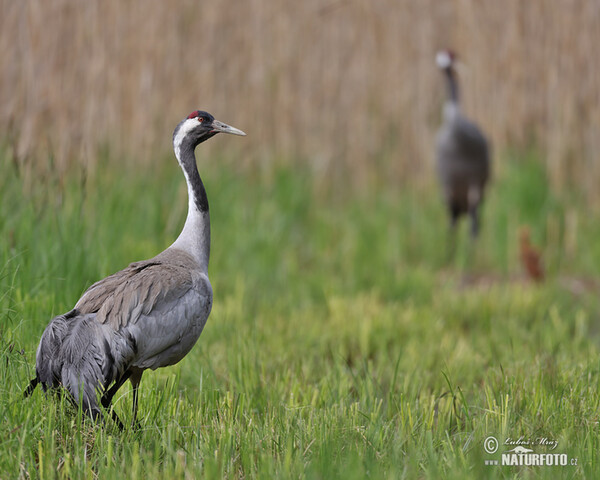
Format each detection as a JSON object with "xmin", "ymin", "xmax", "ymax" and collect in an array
[
  {"xmin": 447, "ymin": 203, "xmax": 461, "ymax": 260},
  {"xmin": 468, "ymin": 186, "xmax": 482, "ymax": 240},
  {"xmin": 466, "ymin": 203, "xmax": 482, "ymax": 274},
  {"xmin": 101, "ymin": 370, "xmax": 132, "ymax": 430},
  {"xmin": 101, "ymin": 370, "xmax": 132, "ymax": 407},
  {"xmin": 23, "ymin": 377, "xmax": 39, "ymax": 397},
  {"xmin": 129, "ymin": 369, "xmax": 143, "ymax": 428}
]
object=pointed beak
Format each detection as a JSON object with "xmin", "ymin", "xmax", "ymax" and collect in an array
[{"xmin": 210, "ymin": 119, "xmax": 246, "ymax": 136}]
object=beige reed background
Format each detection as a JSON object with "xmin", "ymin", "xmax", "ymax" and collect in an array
[{"xmin": 1, "ymin": 1, "xmax": 599, "ymax": 196}]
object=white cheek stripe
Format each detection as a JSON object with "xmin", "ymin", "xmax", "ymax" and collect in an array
[
  {"xmin": 173, "ymin": 118, "xmax": 202, "ymax": 215},
  {"xmin": 173, "ymin": 118, "xmax": 200, "ymax": 161}
]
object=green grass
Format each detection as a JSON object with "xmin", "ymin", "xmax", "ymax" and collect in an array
[{"xmin": 1, "ymin": 150, "xmax": 600, "ymax": 479}]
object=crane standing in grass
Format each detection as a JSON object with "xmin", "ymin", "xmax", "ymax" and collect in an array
[
  {"xmin": 435, "ymin": 50, "xmax": 490, "ymax": 241},
  {"xmin": 25, "ymin": 111, "xmax": 246, "ymax": 429}
]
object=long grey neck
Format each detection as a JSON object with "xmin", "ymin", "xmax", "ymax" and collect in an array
[
  {"xmin": 444, "ymin": 68, "xmax": 459, "ymax": 104},
  {"xmin": 169, "ymin": 140, "xmax": 210, "ymax": 271},
  {"xmin": 442, "ymin": 67, "xmax": 461, "ymax": 123}
]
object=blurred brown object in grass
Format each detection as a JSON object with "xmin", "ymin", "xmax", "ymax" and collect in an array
[{"xmin": 519, "ymin": 226, "xmax": 544, "ymax": 283}]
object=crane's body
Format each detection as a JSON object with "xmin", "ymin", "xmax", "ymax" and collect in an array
[
  {"xmin": 435, "ymin": 51, "xmax": 490, "ymax": 238},
  {"xmin": 26, "ymin": 111, "xmax": 245, "ymax": 427}
]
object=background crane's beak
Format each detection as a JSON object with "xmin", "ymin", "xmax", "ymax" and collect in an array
[{"xmin": 211, "ymin": 119, "xmax": 246, "ymax": 136}]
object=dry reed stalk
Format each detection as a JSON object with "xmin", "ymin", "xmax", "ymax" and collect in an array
[{"xmin": 0, "ymin": 0, "xmax": 599, "ymax": 200}]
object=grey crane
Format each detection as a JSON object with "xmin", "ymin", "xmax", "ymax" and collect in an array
[
  {"xmin": 24, "ymin": 111, "xmax": 246, "ymax": 428},
  {"xmin": 435, "ymin": 50, "xmax": 490, "ymax": 239}
]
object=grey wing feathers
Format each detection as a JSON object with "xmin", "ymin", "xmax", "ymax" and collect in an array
[
  {"xmin": 34, "ymin": 310, "xmax": 136, "ymax": 417},
  {"xmin": 73, "ymin": 262, "xmax": 156, "ymax": 315},
  {"xmin": 127, "ymin": 285, "xmax": 212, "ymax": 370},
  {"xmin": 57, "ymin": 315, "xmax": 134, "ymax": 417},
  {"xmin": 75, "ymin": 250, "xmax": 196, "ymax": 329}
]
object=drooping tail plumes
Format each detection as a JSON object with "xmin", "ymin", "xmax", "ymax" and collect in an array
[
  {"xmin": 25, "ymin": 309, "xmax": 135, "ymax": 420},
  {"xmin": 24, "ymin": 309, "xmax": 80, "ymax": 397}
]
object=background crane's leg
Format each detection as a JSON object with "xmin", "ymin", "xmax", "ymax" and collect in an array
[
  {"xmin": 468, "ymin": 186, "xmax": 482, "ymax": 240},
  {"xmin": 464, "ymin": 204, "xmax": 482, "ymax": 274},
  {"xmin": 447, "ymin": 204, "xmax": 460, "ymax": 261},
  {"xmin": 130, "ymin": 370, "xmax": 143, "ymax": 428},
  {"xmin": 469, "ymin": 205, "xmax": 480, "ymax": 239}
]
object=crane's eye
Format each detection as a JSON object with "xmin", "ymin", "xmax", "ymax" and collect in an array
[{"xmin": 197, "ymin": 117, "xmax": 203, "ymax": 123}]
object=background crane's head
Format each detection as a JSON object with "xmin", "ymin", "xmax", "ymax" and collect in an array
[
  {"xmin": 436, "ymin": 50, "xmax": 456, "ymax": 71},
  {"xmin": 173, "ymin": 110, "xmax": 246, "ymax": 153}
]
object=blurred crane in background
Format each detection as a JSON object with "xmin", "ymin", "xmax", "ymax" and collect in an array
[{"xmin": 435, "ymin": 50, "xmax": 490, "ymax": 244}]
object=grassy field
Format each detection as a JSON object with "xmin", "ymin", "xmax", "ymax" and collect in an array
[{"xmin": 1, "ymin": 149, "xmax": 600, "ymax": 479}]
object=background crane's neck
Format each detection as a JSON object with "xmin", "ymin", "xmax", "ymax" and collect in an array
[
  {"xmin": 444, "ymin": 67, "xmax": 459, "ymax": 105},
  {"xmin": 443, "ymin": 67, "xmax": 460, "ymax": 122},
  {"xmin": 170, "ymin": 140, "xmax": 211, "ymax": 271}
]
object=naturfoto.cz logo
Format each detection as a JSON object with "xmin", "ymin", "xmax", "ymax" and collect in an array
[{"xmin": 483, "ymin": 435, "xmax": 578, "ymax": 467}]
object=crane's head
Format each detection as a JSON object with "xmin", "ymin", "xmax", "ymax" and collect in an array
[
  {"xmin": 436, "ymin": 50, "xmax": 456, "ymax": 70},
  {"xmin": 174, "ymin": 110, "xmax": 246, "ymax": 152}
]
